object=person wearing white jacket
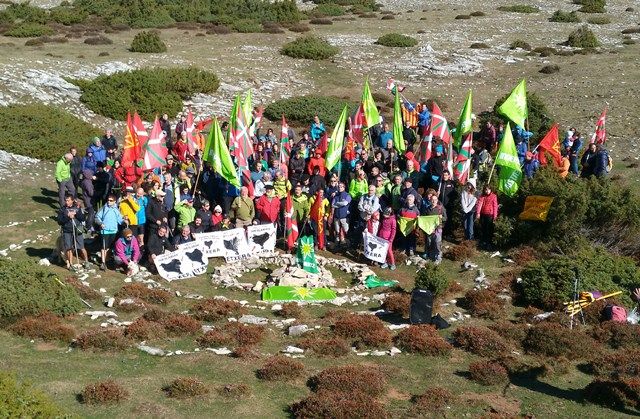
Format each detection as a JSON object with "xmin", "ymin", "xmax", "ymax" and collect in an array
[{"xmin": 460, "ymin": 182, "xmax": 478, "ymax": 240}]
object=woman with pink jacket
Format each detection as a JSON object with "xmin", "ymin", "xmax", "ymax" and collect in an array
[
  {"xmin": 377, "ymin": 207, "xmax": 397, "ymax": 270},
  {"xmin": 475, "ymin": 185, "xmax": 498, "ymax": 249}
]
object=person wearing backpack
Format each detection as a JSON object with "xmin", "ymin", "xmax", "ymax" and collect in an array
[{"xmin": 594, "ymin": 144, "xmax": 610, "ymax": 178}]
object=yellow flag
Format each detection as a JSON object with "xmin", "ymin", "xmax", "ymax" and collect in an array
[
  {"xmin": 519, "ymin": 195, "xmax": 553, "ymax": 221},
  {"xmin": 398, "ymin": 217, "xmax": 417, "ymax": 236}
]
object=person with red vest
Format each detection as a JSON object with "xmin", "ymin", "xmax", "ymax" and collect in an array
[
  {"xmin": 476, "ymin": 184, "xmax": 498, "ymax": 249},
  {"xmin": 173, "ymin": 132, "xmax": 191, "ymax": 163},
  {"xmin": 307, "ymin": 150, "xmax": 326, "ymax": 177},
  {"xmin": 255, "ymin": 185, "xmax": 281, "ymax": 225},
  {"xmin": 116, "ymin": 161, "xmax": 142, "ymax": 188}
]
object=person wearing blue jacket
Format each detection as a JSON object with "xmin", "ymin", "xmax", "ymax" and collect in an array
[
  {"xmin": 594, "ymin": 144, "xmax": 610, "ymax": 178},
  {"xmin": 95, "ymin": 194, "xmax": 124, "ymax": 270},
  {"xmin": 309, "ymin": 115, "xmax": 326, "ymax": 144},
  {"xmin": 569, "ymin": 133, "xmax": 584, "ymax": 175},
  {"xmin": 135, "ymin": 187, "xmax": 149, "ymax": 246},
  {"xmin": 87, "ymin": 137, "xmax": 107, "ymax": 163},
  {"xmin": 331, "ymin": 182, "xmax": 352, "ymax": 245},
  {"xmin": 522, "ymin": 152, "xmax": 540, "ymax": 179},
  {"xmin": 81, "ymin": 149, "xmax": 97, "ymax": 175},
  {"xmin": 418, "ymin": 107, "xmax": 431, "ymax": 138},
  {"xmin": 516, "ymin": 137, "xmax": 528, "ymax": 165}
]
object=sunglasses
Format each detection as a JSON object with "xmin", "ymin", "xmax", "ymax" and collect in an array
[
  {"xmin": 125, "ymin": 235, "xmax": 133, "ymax": 239},
  {"xmin": 108, "ymin": 199, "xmax": 115, "ymax": 202}
]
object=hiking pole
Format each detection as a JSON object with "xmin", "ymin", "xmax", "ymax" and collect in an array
[{"xmin": 71, "ymin": 217, "xmax": 81, "ymax": 271}]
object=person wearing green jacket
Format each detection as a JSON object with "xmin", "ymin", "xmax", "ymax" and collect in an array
[
  {"xmin": 56, "ymin": 153, "xmax": 75, "ymax": 207},
  {"xmin": 174, "ymin": 198, "xmax": 196, "ymax": 230},
  {"xmin": 230, "ymin": 186, "xmax": 255, "ymax": 228},
  {"xmin": 292, "ymin": 184, "xmax": 310, "ymax": 226},
  {"xmin": 348, "ymin": 169, "xmax": 369, "ymax": 199}
]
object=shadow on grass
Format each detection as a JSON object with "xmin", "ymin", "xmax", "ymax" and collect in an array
[
  {"xmin": 25, "ymin": 246, "xmax": 52, "ymax": 259},
  {"xmin": 33, "ymin": 188, "xmax": 59, "ymax": 209}
]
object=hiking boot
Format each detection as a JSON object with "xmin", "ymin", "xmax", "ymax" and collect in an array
[
  {"xmin": 83, "ymin": 261, "xmax": 91, "ymax": 270},
  {"xmin": 389, "ymin": 264, "xmax": 396, "ymax": 271},
  {"xmin": 381, "ymin": 263, "xmax": 389, "ymax": 269},
  {"xmin": 100, "ymin": 263, "xmax": 107, "ymax": 271}
]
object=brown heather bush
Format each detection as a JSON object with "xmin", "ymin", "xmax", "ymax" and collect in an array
[
  {"xmin": 469, "ymin": 360, "xmax": 509, "ymax": 385},
  {"xmin": 232, "ymin": 345, "xmax": 261, "ymax": 359},
  {"xmin": 80, "ymin": 380, "xmax": 128, "ymax": 404},
  {"xmin": 291, "ymin": 390, "xmax": 388, "ymax": 419},
  {"xmin": 333, "ymin": 314, "xmax": 393, "ymax": 349},
  {"xmin": 524, "ymin": 322, "xmax": 597, "ymax": 358},
  {"xmin": 160, "ymin": 314, "xmax": 201, "ymax": 336},
  {"xmin": 289, "ymin": 23, "xmax": 310, "ymax": 32},
  {"xmin": 309, "ymin": 18, "xmax": 333, "ymax": 25},
  {"xmin": 445, "ymin": 240, "xmax": 477, "ymax": 261},
  {"xmin": 124, "ymin": 318, "xmax": 166, "ymax": 340},
  {"xmin": 84, "ymin": 35, "xmax": 113, "ymax": 45},
  {"xmin": 75, "ymin": 328, "xmax": 131, "ymax": 351},
  {"xmin": 411, "ymin": 387, "xmax": 455, "ymax": 413},
  {"xmin": 394, "ymin": 325, "xmax": 452, "ymax": 356},
  {"xmin": 519, "ymin": 306, "xmax": 544, "ymax": 323},
  {"xmin": 463, "ymin": 289, "xmax": 506, "ymax": 319},
  {"xmin": 591, "ymin": 321, "xmax": 640, "ymax": 349},
  {"xmin": 165, "ymin": 377, "xmax": 209, "ymax": 398},
  {"xmin": 205, "ymin": 25, "xmax": 232, "ymax": 34},
  {"xmin": 508, "ymin": 245, "xmax": 539, "ymax": 264},
  {"xmin": 455, "ymin": 14, "xmax": 471, "ymax": 19},
  {"xmin": 197, "ymin": 329, "xmax": 232, "ymax": 347},
  {"xmin": 116, "ymin": 283, "xmax": 172, "ymax": 305},
  {"xmin": 278, "ymin": 302, "xmax": 303, "ymax": 318},
  {"xmin": 218, "ymin": 383, "xmax": 250, "ymax": 399},
  {"xmin": 382, "ymin": 292, "xmax": 410, "ymax": 317},
  {"xmin": 540, "ymin": 65, "xmax": 560, "ymax": 75},
  {"xmin": 190, "ymin": 298, "xmax": 244, "ymax": 322},
  {"xmin": 584, "ymin": 378, "xmax": 640, "ymax": 410},
  {"xmin": 488, "ymin": 320, "xmax": 528, "ymax": 345},
  {"xmin": 446, "ymin": 281, "xmax": 465, "ymax": 295},
  {"xmin": 225, "ymin": 322, "xmax": 266, "ymax": 347},
  {"xmin": 9, "ymin": 312, "xmax": 75, "ymax": 342},
  {"xmin": 310, "ymin": 365, "xmax": 386, "ymax": 396},
  {"xmin": 256, "ymin": 356, "xmax": 304, "ymax": 381},
  {"xmin": 453, "ymin": 326, "xmax": 509, "ymax": 357},
  {"xmin": 142, "ymin": 308, "xmax": 169, "ymax": 322},
  {"xmin": 540, "ymin": 356, "xmax": 571, "ymax": 377},
  {"xmin": 298, "ymin": 337, "xmax": 350, "ymax": 357},
  {"xmin": 588, "ymin": 350, "xmax": 640, "ymax": 378}
]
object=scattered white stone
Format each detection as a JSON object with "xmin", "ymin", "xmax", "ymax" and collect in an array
[
  {"xmin": 206, "ymin": 347, "xmax": 233, "ymax": 355},
  {"xmin": 282, "ymin": 345, "xmax": 304, "ymax": 354},
  {"xmin": 462, "ymin": 261, "xmax": 478, "ymax": 270},
  {"xmin": 390, "ymin": 347, "xmax": 402, "ymax": 356},
  {"xmin": 288, "ymin": 325, "xmax": 308, "ymax": 336},
  {"xmin": 106, "ymin": 297, "xmax": 115, "ymax": 308},
  {"xmin": 371, "ymin": 350, "xmax": 387, "ymax": 356},
  {"xmin": 38, "ymin": 258, "xmax": 51, "ymax": 266},
  {"xmin": 490, "ymin": 251, "xmax": 502, "ymax": 258},
  {"xmin": 99, "ymin": 288, "xmax": 107, "ymax": 293},
  {"xmin": 137, "ymin": 344, "xmax": 165, "ymax": 356},
  {"xmin": 252, "ymin": 281, "xmax": 264, "ymax": 292},
  {"xmin": 84, "ymin": 310, "xmax": 117, "ymax": 320},
  {"xmin": 534, "ymin": 312, "xmax": 554, "ymax": 321},
  {"xmin": 271, "ymin": 304, "xmax": 283, "ymax": 311},
  {"xmin": 238, "ymin": 315, "xmax": 268, "ymax": 325},
  {"xmin": 388, "ymin": 324, "xmax": 409, "ymax": 330}
]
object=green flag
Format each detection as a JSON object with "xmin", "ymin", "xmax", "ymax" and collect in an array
[
  {"xmin": 498, "ymin": 79, "xmax": 527, "ymax": 128},
  {"xmin": 296, "ymin": 235, "xmax": 319, "ymax": 274},
  {"xmin": 326, "ymin": 105, "xmax": 348, "ymax": 171},
  {"xmin": 495, "ymin": 122, "xmax": 522, "ymax": 196},
  {"xmin": 454, "ymin": 90, "xmax": 473, "ymax": 149},
  {"xmin": 364, "ymin": 275, "xmax": 397, "ymax": 289},
  {"xmin": 498, "ymin": 166, "xmax": 523, "ymax": 197},
  {"xmin": 361, "ymin": 78, "xmax": 380, "ymax": 128},
  {"xmin": 228, "ymin": 95, "xmax": 240, "ymax": 153},
  {"xmin": 417, "ymin": 215, "xmax": 440, "ymax": 235},
  {"xmin": 242, "ymin": 90, "xmax": 252, "ymax": 127},
  {"xmin": 262, "ymin": 286, "xmax": 337, "ymax": 302},
  {"xmin": 398, "ymin": 217, "xmax": 417, "ymax": 236},
  {"xmin": 203, "ymin": 117, "xmax": 241, "ymax": 188},
  {"xmin": 393, "ymin": 90, "xmax": 405, "ymax": 153}
]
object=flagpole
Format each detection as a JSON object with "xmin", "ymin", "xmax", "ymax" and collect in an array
[{"xmin": 487, "ymin": 159, "xmax": 498, "ymax": 184}]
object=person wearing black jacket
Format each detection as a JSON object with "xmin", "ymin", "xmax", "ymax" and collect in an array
[
  {"xmin": 289, "ymin": 149, "xmax": 306, "ymax": 186},
  {"xmin": 146, "ymin": 190, "xmax": 168, "ymax": 237},
  {"xmin": 101, "ymin": 129, "xmax": 118, "ymax": 159},
  {"xmin": 196, "ymin": 200, "xmax": 213, "ymax": 232},
  {"xmin": 57, "ymin": 194, "xmax": 90, "ymax": 269},
  {"xmin": 403, "ymin": 122, "xmax": 417, "ymax": 150},
  {"xmin": 69, "ymin": 146, "xmax": 83, "ymax": 193},
  {"xmin": 160, "ymin": 113, "xmax": 172, "ymax": 151},
  {"xmin": 308, "ymin": 166, "xmax": 326, "ymax": 196},
  {"xmin": 438, "ymin": 170, "xmax": 458, "ymax": 237},
  {"xmin": 92, "ymin": 162, "xmax": 111, "ymax": 208},
  {"xmin": 146, "ymin": 224, "xmax": 176, "ymax": 272}
]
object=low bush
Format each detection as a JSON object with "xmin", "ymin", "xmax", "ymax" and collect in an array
[
  {"xmin": 584, "ymin": 378, "xmax": 640, "ymax": 410},
  {"xmin": 191, "ymin": 298, "xmax": 244, "ymax": 321},
  {"xmin": 523, "ymin": 322, "xmax": 595, "ymax": 358},
  {"xmin": 291, "ymin": 390, "xmax": 388, "ymax": 419},
  {"xmin": 550, "ymin": 10, "xmax": 580, "ymax": 23},
  {"xmin": 218, "ymin": 383, "xmax": 250, "ymax": 398},
  {"xmin": 225, "ymin": 322, "xmax": 266, "ymax": 346},
  {"xmin": 280, "ymin": 35, "xmax": 338, "ymax": 60},
  {"xmin": 382, "ymin": 292, "xmax": 410, "ymax": 317},
  {"xmin": 411, "ymin": 387, "xmax": 455, "ymax": 413},
  {"xmin": 288, "ymin": 23, "xmax": 310, "ymax": 32},
  {"xmin": 2, "ymin": 2, "xmax": 48, "ymax": 24},
  {"xmin": 256, "ymin": 356, "xmax": 304, "ymax": 381},
  {"xmin": 298, "ymin": 337, "xmax": 350, "ymax": 357},
  {"xmin": 621, "ymin": 27, "xmax": 640, "ymax": 34},
  {"xmin": 576, "ymin": 0, "xmax": 606, "ymax": 13},
  {"xmin": 623, "ymin": 39, "xmax": 637, "ymax": 45},
  {"xmin": 197, "ymin": 329, "xmax": 232, "ymax": 347},
  {"xmin": 116, "ymin": 297, "xmax": 147, "ymax": 312},
  {"xmin": 453, "ymin": 326, "xmax": 509, "ymax": 357},
  {"xmin": 142, "ymin": 308, "xmax": 169, "ymax": 323},
  {"xmin": 445, "ymin": 240, "xmax": 477, "ymax": 261},
  {"xmin": 380, "ymin": 14, "xmax": 394, "ymax": 20},
  {"xmin": 489, "ymin": 320, "xmax": 528, "ymax": 345},
  {"xmin": 310, "ymin": 3, "xmax": 345, "ymax": 17},
  {"xmin": 469, "ymin": 360, "xmax": 509, "ymax": 385},
  {"xmin": 497, "ymin": 5, "xmax": 539, "ymax": 13},
  {"xmin": 74, "ymin": 67, "xmax": 219, "ymax": 120},
  {"xmin": 0, "ymin": 259, "xmax": 84, "ymax": 318},
  {"xmin": 125, "ymin": 318, "xmax": 166, "ymax": 340},
  {"xmin": 50, "ymin": 7, "xmax": 87, "ymax": 25},
  {"xmin": 264, "ymin": 95, "xmax": 354, "ymax": 127},
  {"xmin": 470, "ymin": 11, "xmax": 486, "ymax": 17},
  {"xmin": 310, "ymin": 365, "xmax": 386, "ymax": 396},
  {"xmin": 588, "ymin": 350, "xmax": 640, "ymax": 378},
  {"xmin": 455, "ymin": 14, "xmax": 471, "ymax": 20},
  {"xmin": 415, "ymin": 264, "xmax": 449, "ymax": 296},
  {"xmin": 9, "ymin": 312, "xmax": 75, "ymax": 342},
  {"xmin": 64, "ymin": 277, "xmax": 100, "ymax": 300},
  {"xmin": 567, "ymin": 25, "xmax": 600, "ymax": 48},
  {"xmin": 205, "ymin": 24, "xmax": 232, "ymax": 34},
  {"xmin": 508, "ymin": 246, "xmax": 539, "ymax": 265},
  {"xmin": 333, "ymin": 314, "xmax": 392, "ymax": 349},
  {"xmin": 161, "ymin": 314, "xmax": 201, "ymax": 336},
  {"xmin": 75, "ymin": 328, "xmax": 131, "ymax": 351},
  {"xmin": 116, "ymin": 283, "xmax": 172, "ymax": 305},
  {"xmin": 165, "ymin": 377, "xmax": 209, "ymax": 398},
  {"xmin": 232, "ymin": 19, "xmax": 262, "ymax": 33},
  {"xmin": 509, "ymin": 39, "xmax": 532, "ymax": 50},
  {"xmin": 129, "ymin": 31, "xmax": 166, "ymax": 52},
  {"xmin": 394, "ymin": 325, "xmax": 452, "ymax": 356},
  {"xmin": 277, "ymin": 302, "xmax": 303, "ymax": 318},
  {"xmin": 309, "ymin": 17, "xmax": 333, "ymax": 25},
  {"xmin": 470, "ymin": 42, "xmax": 490, "ymax": 49},
  {"xmin": 0, "ymin": 372, "xmax": 67, "ymax": 416},
  {"xmin": 84, "ymin": 35, "xmax": 112, "ymax": 45},
  {"xmin": 464, "ymin": 289, "xmax": 506, "ymax": 319},
  {"xmin": 232, "ymin": 345, "xmax": 261, "ymax": 359},
  {"xmin": 591, "ymin": 321, "xmax": 640, "ymax": 349},
  {"xmin": 80, "ymin": 380, "xmax": 128, "ymax": 404},
  {"xmin": 4, "ymin": 23, "xmax": 54, "ymax": 37},
  {"xmin": 374, "ymin": 33, "xmax": 417, "ymax": 47},
  {"xmin": 587, "ymin": 15, "xmax": 611, "ymax": 24}
]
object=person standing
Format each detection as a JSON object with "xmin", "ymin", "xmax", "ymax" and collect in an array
[
  {"xmin": 460, "ymin": 182, "xmax": 477, "ymax": 240},
  {"xmin": 95, "ymin": 194, "xmax": 124, "ymax": 270},
  {"xmin": 331, "ymin": 182, "xmax": 351, "ymax": 245},
  {"xmin": 255, "ymin": 185, "xmax": 280, "ymax": 225},
  {"xmin": 57, "ymin": 194, "xmax": 90, "ymax": 270},
  {"xmin": 476, "ymin": 185, "xmax": 498, "ymax": 249},
  {"xmin": 134, "ymin": 187, "xmax": 148, "ymax": 246},
  {"xmin": 55, "ymin": 153, "xmax": 75, "ymax": 207},
  {"xmin": 422, "ymin": 194, "xmax": 446, "ymax": 264},
  {"xmin": 378, "ymin": 207, "xmax": 397, "ymax": 270},
  {"xmin": 230, "ymin": 186, "xmax": 255, "ymax": 228},
  {"xmin": 69, "ymin": 146, "xmax": 83, "ymax": 193}
]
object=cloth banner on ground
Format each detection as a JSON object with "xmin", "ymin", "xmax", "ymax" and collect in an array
[
  {"xmin": 418, "ymin": 215, "xmax": 440, "ymax": 235},
  {"xmin": 363, "ymin": 231, "xmax": 389, "ymax": 264},
  {"xmin": 246, "ymin": 223, "xmax": 277, "ymax": 255},
  {"xmin": 262, "ymin": 286, "xmax": 337, "ymax": 302},
  {"xmin": 154, "ymin": 241, "xmax": 208, "ymax": 281},
  {"xmin": 364, "ymin": 275, "xmax": 397, "ymax": 289},
  {"xmin": 222, "ymin": 227, "xmax": 251, "ymax": 262},
  {"xmin": 519, "ymin": 195, "xmax": 554, "ymax": 222},
  {"xmin": 296, "ymin": 235, "xmax": 319, "ymax": 274},
  {"xmin": 193, "ymin": 231, "xmax": 226, "ymax": 257}
]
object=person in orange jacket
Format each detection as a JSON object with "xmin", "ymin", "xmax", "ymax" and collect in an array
[
  {"xmin": 255, "ymin": 185, "xmax": 281, "ymax": 225},
  {"xmin": 307, "ymin": 149, "xmax": 326, "ymax": 177}
]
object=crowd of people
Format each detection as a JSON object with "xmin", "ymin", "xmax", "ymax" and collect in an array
[{"xmin": 55, "ymin": 109, "xmax": 610, "ymax": 273}]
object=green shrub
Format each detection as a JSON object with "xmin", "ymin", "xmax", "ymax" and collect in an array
[
  {"xmin": 0, "ymin": 372, "xmax": 67, "ymax": 416},
  {"xmin": 454, "ymin": 14, "xmax": 471, "ymax": 20},
  {"xmin": 470, "ymin": 11, "xmax": 486, "ymax": 17},
  {"xmin": 374, "ymin": 33, "xmax": 418, "ymax": 47},
  {"xmin": 0, "ymin": 104, "xmax": 100, "ymax": 161},
  {"xmin": 497, "ymin": 5, "xmax": 539, "ymax": 13},
  {"xmin": 587, "ymin": 15, "xmax": 611, "ymax": 24},
  {"xmin": 311, "ymin": 3, "xmax": 345, "ymax": 17},
  {"xmin": 510, "ymin": 39, "xmax": 532, "ymax": 50},
  {"xmin": 568, "ymin": 25, "xmax": 600, "ymax": 47},
  {"xmin": 550, "ymin": 10, "xmax": 581, "ymax": 23},
  {"xmin": 232, "ymin": 18, "xmax": 262, "ymax": 33},
  {"xmin": 0, "ymin": 259, "xmax": 84, "ymax": 319},
  {"xmin": 280, "ymin": 35, "xmax": 338, "ymax": 60},
  {"xmin": 4, "ymin": 22, "xmax": 54, "ymax": 37},
  {"xmin": 575, "ymin": 0, "xmax": 606, "ymax": 13},
  {"xmin": 415, "ymin": 265, "xmax": 449, "ymax": 296},
  {"xmin": 265, "ymin": 95, "xmax": 353, "ymax": 127},
  {"xmin": 49, "ymin": 6, "xmax": 88, "ymax": 25},
  {"xmin": 470, "ymin": 42, "xmax": 490, "ymax": 49},
  {"xmin": 74, "ymin": 67, "xmax": 219, "ymax": 121},
  {"xmin": 130, "ymin": 30, "xmax": 167, "ymax": 53},
  {"xmin": 3, "ymin": 2, "xmax": 48, "ymax": 24}
]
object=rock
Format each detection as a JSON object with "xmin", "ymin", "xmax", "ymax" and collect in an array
[
  {"xmin": 282, "ymin": 345, "xmax": 304, "ymax": 354},
  {"xmin": 106, "ymin": 297, "xmax": 115, "ymax": 308},
  {"xmin": 390, "ymin": 347, "xmax": 402, "ymax": 356},
  {"xmin": 462, "ymin": 261, "xmax": 477, "ymax": 270},
  {"xmin": 288, "ymin": 325, "xmax": 308, "ymax": 336},
  {"xmin": 252, "ymin": 281, "xmax": 264, "ymax": 292},
  {"xmin": 38, "ymin": 258, "xmax": 51, "ymax": 266},
  {"xmin": 271, "ymin": 304, "xmax": 283, "ymax": 311},
  {"xmin": 371, "ymin": 350, "xmax": 387, "ymax": 356},
  {"xmin": 534, "ymin": 312, "xmax": 554, "ymax": 321},
  {"xmin": 238, "ymin": 315, "xmax": 269, "ymax": 325},
  {"xmin": 137, "ymin": 344, "xmax": 165, "ymax": 356},
  {"xmin": 206, "ymin": 347, "xmax": 232, "ymax": 355},
  {"xmin": 85, "ymin": 310, "xmax": 117, "ymax": 320},
  {"xmin": 99, "ymin": 288, "xmax": 107, "ymax": 293},
  {"xmin": 388, "ymin": 324, "xmax": 409, "ymax": 330},
  {"xmin": 330, "ymin": 296, "xmax": 349, "ymax": 306}
]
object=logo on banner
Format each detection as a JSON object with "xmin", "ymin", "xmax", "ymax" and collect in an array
[
  {"xmin": 223, "ymin": 228, "xmax": 251, "ymax": 262},
  {"xmin": 247, "ymin": 223, "xmax": 276, "ymax": 255},
  {"xmin": 363, "ymin": 231, "xmax": 389, "ymax": 264},
  {"xmin": 154, "ymin": 241, "xmax": 208, "ymax": 281},
  {"xmin": 193, "ymin": 231, "xmax": 226, "ymax": 257}
]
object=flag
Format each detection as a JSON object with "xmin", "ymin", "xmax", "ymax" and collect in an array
[
  {"xmin": 430, "ymin": 102, "xmax": 452, "ymax": 145},
  {"xmin": 417, "ymin": 215, "xmax": 440, "ymax": 235},
  {"xmin": 228, "ymin": 95, "xmax": 241, "ymax": 154},
  {"xmin": 401, "ymin": 100, "xmax": 419, "ymax": 128},
  {"xmin": 393, "ymin": 90, "xmax": 405, "ymax": 153},
  {"xmin": 386, "ymin": 78, "xmax": 405, "ymax": 95},
  {"xmin": 454, "ymin": 90, "xmax": 473, "ymax": 149},
  {"xmin": 418, "ymin": 134, "xmax": 432, "ymax": 168},
  {"xmin": 352, "ymin": 104, "xmax": 365, "ymax": 144},
  {"xmin": 285, "ymin": 194, "xmax": 298, "ymax": 250},
  {"xmin": 279, "ymin": 114, "xmax": 291, "ymax": 175},
  {"xmin": 121, "ymin": 112, "xmax": 140, "ymax": 167},
  {"xmin": 344, "ymin": 117, "xmax": 357, "ymax": 162},
  {"xmin": 296, "ymin": 235, "xmax": 319, "ymax": 274},
  {"xmin": 591, "ymin": 108, "xmax": 606, "ymax": 144},
  {"xmin": 185, "ymin": 109, "xmax": 197, "ymax": 154},
  {"xmin": 519, "ymin": 195, "xmax": 554, "ymax": 222},
  {"xmin": 142, "ymin": 117, "xmax": 168, "ymax": 170},
  {"xmin": 498, "ymin": 79, "xmax": 528, "ymax": 129},
  {"xmin": 310, "ymin": 192, "xmax": 325, "ymax": 250},
  {"xmin": 317, "ymin": 131, "xmax": 328, "ymax": 156},
  {"xmin": 229, "ymin": 95, "xmax": 254, "ymax": 196},
  {"xmin": 242, "ymin": 90, "xmax": 252, "ymax": 128},
  {"xmin": 537, "ymin": 123, "xmax": 562, "ymax": 167},
  {"xmin": 203, "ymin": 117, "xmax": 240, "ymax": 188},
  {"xmin": 454, "ymin": 133, "xmax": 473, "ymax": 184},
  {"xmin": 249, "ymin": 105, "xmax": 263, "ymax": 139},
  {"xmin": 398, "ymin": 217, "xmax": 417, "ymax": 236},
  {"xmin": 326, "ymin": 105, "xmax": 348, "ymax": 171},
  {"xmin": 262, "ymin": 286, "xmax": 337, "ymax": 302},
  {"xmin": 361, "ymin": 78, "xmax": 380, "ymax": 128},
  {"xmin": 195, "ymin": 117, "xmax": 213, "ymax": 131},
  {"xmin": 495, "ymin": 122, "xmax": 523, "ymax": 197},
  {"xmin": 132, "ymin": 112, "xmax": 148, "ymax": 147}
]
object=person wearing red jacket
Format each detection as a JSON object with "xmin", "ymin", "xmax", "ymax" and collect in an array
[
  {"xmin": 118, "ymin": 162, "xmax": 142, "ymax": 188},
  {"xmin": 173, "ymin": 133, "xmax": 190, "ymax": 163},
  {"xmin": 475, "ymin": 184, "xmax": 498, "ymax": 249},
  {"xmin": 307, "ymin": 150, "xmax": 326, "ymax": 177},
  {"xmin": 255, "ymin": 185, "xmax": 281, "ymax": 225},
  {"xmin": 377, "ymin": 207, "xmax": 397, "ymax": 270}
]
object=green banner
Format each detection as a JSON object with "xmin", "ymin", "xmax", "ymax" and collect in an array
[
  {"xmin": 262, "ymin": 286, "xmax": 337, "ymax": 301},
  {"xmin": 398, "ymin": 217, "xmax": 417, "ymax": 236},
  {"xmin": 418, "ymin": 215, "xmax": 440, "ymax": 234},
  {"xmin": 364, "ymin": 275, "xmax": 397, "ymax": 289},
  {"xmin": 296, "ymin": 235, "xmax": 319, "ymax": 274}
]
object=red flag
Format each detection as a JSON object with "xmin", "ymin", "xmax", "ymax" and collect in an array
[
  {"xmin": 429, "ymin": 102, "xmax": 452, "ymax": 145},
  {"xmin": 195, "ymin": 117, "xmax": 213, "ymax": 131},
  {"xmin": 317, "ymin": 131, "xmax": 328, "ymax": 155},
  {"xmin": 185, "ymin": 109, "xmax": 197, "ymax": 154},
  {"xmin": 132, "ymin": 112, "xmax": 148, "ymax": 147},
  {"xmin": 142, "ymin": 117, "xmax": 168, "ymax": 170},
  {"xmin": 249, "ymin": 106, "xmax": 264, "ymax": 139},
  {"xmin": 230, "ymin": 99, "xmax": 255, "ymax": 197},
  {"xmin": 285, "ymin": 194, "xmax": 298, "ymax": 250},
  {"xmin": 454, "ymin": 133, "xmax": 473, "ymax": 184},
  {"xmin": 310, "ymin": 192, "xmax": 325, "ymax": 249},
  {"xmin": 121, "ymin": 112, "xmax": 140, "ymax": 167},
  {"xmin": 591, "ymin": 108, "xmax": 606, "ymax": 144},
  {"xmin": 537, "ymin": 123, "xmax": 562, "ymax": 167},
  {"xmin": 344, "ymin": 117, "xmax": 357, "ymax": 161},
  {"xmin": 352, "ymin": 104, "xmax": 365, "ymax": 144}
]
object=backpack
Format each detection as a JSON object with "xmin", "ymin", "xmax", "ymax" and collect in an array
[{"xmin": 603, "ymin": 304, "xmax": 627, "ymax": 323}]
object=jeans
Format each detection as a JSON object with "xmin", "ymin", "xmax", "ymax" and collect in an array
[
  {"xmin": 463, "ymin": 211, "xmax": 475, "ymax": 240},
  {"xmin": 57, "ymin": 179, "xmax": 76, "ymax": 207},
  {"xmin": 569, "ymin": 155, "xmax": 579, "ymax": 175},
  {"xmin": 426, "ymin": 231, "xmax": 442, "ymax": 262}
]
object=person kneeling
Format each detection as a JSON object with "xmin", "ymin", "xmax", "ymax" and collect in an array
[{"xmin": 114, "ymin": 228, "xmax": 141, "ymax": 275}]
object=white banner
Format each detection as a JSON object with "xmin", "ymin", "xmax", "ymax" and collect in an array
[
  {"xmin": 247, "ymin": 223, "xmax": 277, "ymax": 255},
  {"xmin": 154, "ymin": 240, "xmax": 208, "ymax": 281},
  {"xmin": 363, "ymin": 231, "xmax": 389, "ymax": 264},
  {"xmin": 193, "ymin": 231, "xmax": 226, "ymax": 257},
  {"xmin": 223, "ymin": 227, "xmax": 251, "ymax": 262}
]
